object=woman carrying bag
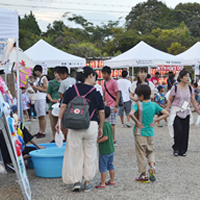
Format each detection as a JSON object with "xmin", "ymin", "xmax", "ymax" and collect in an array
[
  {"xmin": 56, "ymin": 66, "xmax": 105, "ymax": 192},
  {"xmin": 166, "ymin": 69, "xmax": 200, "ymax": 157}
]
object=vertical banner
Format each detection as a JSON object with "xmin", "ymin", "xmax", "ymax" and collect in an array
[{"xmin": 0, "ymin": 94, "xmax": 31, "ymax": 200}]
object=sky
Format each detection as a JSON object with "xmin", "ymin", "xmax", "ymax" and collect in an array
[{"xmin": 0, "ymin": 0, "xmax": 199, "ymax": 31}]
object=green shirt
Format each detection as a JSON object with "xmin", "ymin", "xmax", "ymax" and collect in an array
[
  {"xmin": 133, "ymin": 102, "xmax": 162, "ymax": 137},
  {"xmin": 46, "ymin": 79, "xmax": 60, "ymax": 110},
  {"xmin": 99, "ymin": 121, "xmax": 115, "ymax": 155}
]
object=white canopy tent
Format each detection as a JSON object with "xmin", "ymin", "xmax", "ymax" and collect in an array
[
  {"xmin": 9, "ymin": 47, "xmax": 35, "ymax": 70},
  {"xmin": 176, "ymin": 42, "xmax": 200, "ymax": 65},
  {"xmin": 104, "ymin": 41, "xmax": 182, "ymax": 68},
  {"xmin": 24, "ymin": 39, "xmax": 86, "ymax": 68},
  {"xmin": 0, "ymin": 7, "xmax": 18, "ymax": 39}
]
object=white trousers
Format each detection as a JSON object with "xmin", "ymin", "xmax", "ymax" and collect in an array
[{"xmin": 62, "ymin": 121, "xmax": 98, "ymax": 184}]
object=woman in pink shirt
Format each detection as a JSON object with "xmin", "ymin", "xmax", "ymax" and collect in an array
[{"xmin": 166, "ymin": 69, "xmax": 200, "ymax": 157}]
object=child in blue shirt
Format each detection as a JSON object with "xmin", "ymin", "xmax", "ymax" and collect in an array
[
  {"xmin": 155, "ymin": 85, "xmax": 167, "ymax": 127},
  {"xmin": 129, "ymin": 84, "xmax": 169, "ymax": 183},
  {"xmin": 194, "ymin": 85, "xmax": 200, "ymax": 106},
  {"xmin": 95, "ymin": 106, "xmax": 115, "ymax": 189}
]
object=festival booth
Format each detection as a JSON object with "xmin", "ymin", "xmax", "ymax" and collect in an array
[
  {"xmin": 104, "ymin": 41, "xmax": 183, "ymax": 84},
  {"xmin": 176, "ymin": 42, "xmax": 200, "ymax": 76},
  {"xmin": 24, "ymin": 39, "xmax": 86, "ymax": 73},
  {"xmin": 0, "ymin": 7, "xmax": 31, "ymax": 200}
]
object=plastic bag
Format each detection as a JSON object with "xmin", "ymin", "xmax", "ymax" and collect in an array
[
  {"xmin": 195, "ymin": 115, "xmax": 200, "ymax": 126},
  {"xmin": 55, "ymin": 119, "xmax": 64, "ymax": 148}
]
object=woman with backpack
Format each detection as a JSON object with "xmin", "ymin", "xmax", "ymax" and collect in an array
[
  {"xmin": 55, "ymin": 66, "xmax": 105, "ymax": 192},
  {"xmin": 166, "ymin": 69, "xmax": 200, "ymax": 157},
  {"xmin": 130, "ymin": 67, "xmax": 155, "ymax": 103}
]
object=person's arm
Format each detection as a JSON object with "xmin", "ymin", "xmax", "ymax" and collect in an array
[
  {"xmin": 150, "ymin": 89, "xmax": 154, "ymax": 100},
  {"xmin": 39, "ymin": 77, "xmax": 48, "ymax": 92},
  {"xmin": 191, "ymin": 94, "xmax": 200, "ymax": 115},
  {"xmin": 129, "ymin": 109, "xmax": 144, "ymax": 129},
  {"xmin": 150, "ymin": 109, "xmax": 169, "ymax": 127},
  {"xmin": 55, "ymin": 103, "xmax": 67, "ymax": 132},
  {"xmin": 166, "ymin": 95, "xmax": 174, "ymax": 113},
  {"xmin": 30, "ymin": 138, "xmax": 46, "ymax": 149},
  {"xmin": 98, "ymin": 109, "xmax": 105, "ymax": 139},
  {"xmin": 59, "ymin": 93, "xmax": 63, "ymax": 100},
  {"xmin": 97, "ymin": 136, "xmax": 108, "ymax": 143},
  {"xmin": 114, "ymin": 91, "xmax": 120, "ymax": 113},
  {"xmin": 130, "ymin": 92, "xmax": 138, "ymax": 101},
  {"xmin": 47, "ymin": 93, "xmax": 57, "ymax": 103}
]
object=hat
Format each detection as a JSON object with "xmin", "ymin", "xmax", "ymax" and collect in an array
[
  {"xmin": 12, "ymin": 105, "xmax": 17, "ymax": 112},
  {"xmin": 157, "ymin": 85, "xmax": 165, "ymax": 91}
]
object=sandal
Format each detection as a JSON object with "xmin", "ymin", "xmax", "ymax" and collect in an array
[
  {"xmin": 36, "ymin": 133, "xmax": 46, "ymax": 139},
  {"xmin": 105, "ymin": 180, "xmax": 116, "ymax": 186},
  {"xmin": 95, "ymin": 183, "xmax": 105, "ymax": 189}
]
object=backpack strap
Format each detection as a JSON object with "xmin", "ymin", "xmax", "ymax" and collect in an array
[
  {"xmin": 74, "ymin": 84, "xmax": 80, "ymax": 96},
  {"xmin": 83, "ymin": 87, "xmax": 96, "ymax": 98}
]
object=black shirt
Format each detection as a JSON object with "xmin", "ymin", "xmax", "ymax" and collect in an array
[{"xmin": 63, "ymin": 83, "xmax": 105, "ymax": 123}]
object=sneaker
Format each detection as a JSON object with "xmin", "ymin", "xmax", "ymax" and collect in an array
[
  {"xmin": 173, "ymin": 150, "xmax": 179, "ymax": 157},
  {"xmin": 72, "ymin": 182, "xmax": 81, "ymax": 191},
  {"xmin": 148, "ymin": 167, "xmax": 156, "ymax": 182},
  {"xmin": 135, "ymin": 174, "xmax": 150, "ymax": 183},
  {"xmin": 126, "ymin": 122, "xmax": 131, "ymax": 128},
  {"xmin": 157, "ymin": 124, "xmax": 163, "ymax": 127},
  {"xmin": 179, "ymin": 153, "xmax": 187, "ymax": 157},
  {"xmin": 36, "ymin": 133, "xmax": 46, "ymax": 139},
  {"xmin": 114, "ymin": 141, "xmax": 118, "ymax": 147},
  {"xmin": 84, "ymin": 183, "xmax": 92, "ymax": 192},
  {"xmin": 121, "ymin": 124, "xmax": 126, "ymax": 128}
]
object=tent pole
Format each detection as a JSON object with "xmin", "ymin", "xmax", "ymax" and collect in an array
[
  {"xmin": 132, "ymin": 65, "xmax": 134, "ymax": 83},
  {"xmin": 16, "ymin": 41, "xmax": 21, "ymax": 118}
]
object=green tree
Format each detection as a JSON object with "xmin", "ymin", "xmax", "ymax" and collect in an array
[
  {"xmin": 174, "ymin": 3, "xmax": 200, "ymax": 37},
  {"xmin": 167, "ymin": 42, "xmax": 187, "ymax": 55},
  {"xmin": 19, "ymin": 11, "xmax": 41, "ymax": 35},
  {"xmin": 125, "ymin": 0, "xmax": 178, "ymax": 34}
]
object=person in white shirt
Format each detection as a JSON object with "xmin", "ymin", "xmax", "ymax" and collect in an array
[
  {"xmin": 130, "ymin": 67, "xmax": 155, "ymax": 103},
  {"xmin": 94, "ymin": 73, "xmax": 103, "ymax": 96},
  {"xmin": 31, "ymin": 65, "xmax": 48, "ymax": 138},
  {"xmin": 117, "ymin": 70, "xmax": 132, "ymax": 127}
]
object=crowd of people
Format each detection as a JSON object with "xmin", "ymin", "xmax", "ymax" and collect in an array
[{"xmin": 8, "ymin": 64, "xmax": 200, "ymax": 191}]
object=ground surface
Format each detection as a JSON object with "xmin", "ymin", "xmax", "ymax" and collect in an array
[{"xmin": 1, "ymin": 112, "xmax": 200, "ymax": 200}]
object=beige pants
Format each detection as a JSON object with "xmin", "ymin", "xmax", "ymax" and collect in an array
[
  {"xmin": 62, "ymin": 121, "xmax": 98, "ymax": 184},
  {"xmin": 134, "ymin": 135, "xmax": 155, "ymax": 173}
]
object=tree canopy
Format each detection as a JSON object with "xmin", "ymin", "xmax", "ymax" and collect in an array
[{"xmin": 19, "ymin": 1, "xmax": 200, "ymax": 57}]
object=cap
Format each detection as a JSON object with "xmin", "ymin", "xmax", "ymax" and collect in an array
[
  {"xmin": 12, "ymin": 105, "xmax": 17, "ymax": 112},
  {"xmin": 157, "ymin": 85, "xmax": 165, "ymax": 91}
]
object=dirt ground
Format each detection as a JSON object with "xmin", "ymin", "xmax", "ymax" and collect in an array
[{"xmin": 1, "ymin": 112, "xmax": 200, "ymax": 200}]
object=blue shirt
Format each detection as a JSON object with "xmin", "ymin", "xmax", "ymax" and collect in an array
[
  {"xmin": 155, "ymin": 92, "xmax": 165, "ymax": 106},
  {"xmin": 194, "ymin": 89, "xmax": 200, "ymax": 102}
]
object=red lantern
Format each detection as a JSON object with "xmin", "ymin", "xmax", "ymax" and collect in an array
[
  {"xmin": 94, "ymin": 60, "xmax": 99, "ymax": 68},
  {"xmin": 114, "ymin": 69, "xmax": 118, "ymax": 77},
  {"xmin": 111, "ymin": 70, "xmax": 114, "ymax": 77},
  {"xmin": 90, "ymin": 61, "xmax": 94, "ymax": 68},
  {"xmin": 119, "ymin": 69, "xmax": 122, "ymax": 77},
  {"xmin": 99, "ymin": 60, "xmax": 103, "ymax": 68}
]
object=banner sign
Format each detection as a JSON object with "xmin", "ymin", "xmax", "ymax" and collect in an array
[{"xmin": 156, "ymin": 65, "xmax": 184, "ymax": 71}]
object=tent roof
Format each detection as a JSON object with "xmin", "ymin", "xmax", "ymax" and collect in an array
[
  {"xmin": 0, "ymin": 7, "xmax": 18, "ymax": 39},
  {"xmin": 176, "ymin": 42, "xmax": 200, "ymax": 65},
  {"xmin": 9, "ymin": 47, "xmax": 35, "ymax": 69},
  {"xmin": 104, "ymin": 41, "xmax": 182, "ymax": 68},
  {"xmin": 24, "ymin": 39, "xmax": 86, "ymax": 68}
]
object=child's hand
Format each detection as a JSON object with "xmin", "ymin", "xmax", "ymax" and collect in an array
[
  {"xmin": 150, "ymin": 120, "xmax": 156, "ymax": 127},
  {"xmin": 136, "ymin": 121, "xmax": 144, "ymax": 129}
]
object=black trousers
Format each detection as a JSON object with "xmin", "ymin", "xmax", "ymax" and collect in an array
[{"xmin": 173, "ymin": 115, "xmax": 190, "ymax": 155}]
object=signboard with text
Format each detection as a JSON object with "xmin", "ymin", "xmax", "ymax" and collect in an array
[{"xmin": 156, "ymin": 65, "xmax": 183, "ymax": 71}]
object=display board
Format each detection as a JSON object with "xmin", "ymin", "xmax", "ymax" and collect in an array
[{"xmin": 0, "ymin": 93, "xmax": 31, "ymax": 200}]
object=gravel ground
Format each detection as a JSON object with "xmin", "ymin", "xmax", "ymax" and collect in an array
[{"xmin": 1, "ymin": 112, "xmax": 200, "ymax": 200}]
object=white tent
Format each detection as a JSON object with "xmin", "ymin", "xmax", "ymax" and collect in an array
[
  {"xmin": 24, "ymin": 39, "xmax": 86, "ymax": 68},
  {"xmin": 0, "ymin": 7, "xmax": 18, "ymax": 39},
  {"xmin": 104, "ymin": 41, "xmax": 182, "ymax": 68},
  {"xmin": 176, "ymin": 42, "xmax": 200, "ymax": 66},
  {"xmin": 9, "ymin": 47, "xmax": 35, "ymax": 70}
]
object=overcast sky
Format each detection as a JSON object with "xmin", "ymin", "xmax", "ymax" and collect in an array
[{"xmin": 0, "ymin": 0, "xmax": 198, "ymax": 31}]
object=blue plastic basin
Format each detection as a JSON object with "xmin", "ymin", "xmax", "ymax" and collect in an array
[
  {"xmin": 29, "ymin": 148, "xmax": 65, "ymax": 178},
  {"xmin": 27, "ymin": 143, "xmax": 66, "ymax": 168}
]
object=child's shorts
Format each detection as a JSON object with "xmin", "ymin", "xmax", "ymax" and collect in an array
[
  {"xmin": 107, "ymin": 107, "xmax": 118, "ymax": 125},
  {"xmin": 99, "ymin": 152, "xmax": 114, "ymax": 173}
]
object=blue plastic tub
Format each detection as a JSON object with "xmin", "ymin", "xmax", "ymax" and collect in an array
[
  {"xmin": 29, "ymin": 148, "xmax": 65, "ymax": 178},
  {"xmin": 27, "ymin": 143, "xmax": 66, "ymax": 168}
]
